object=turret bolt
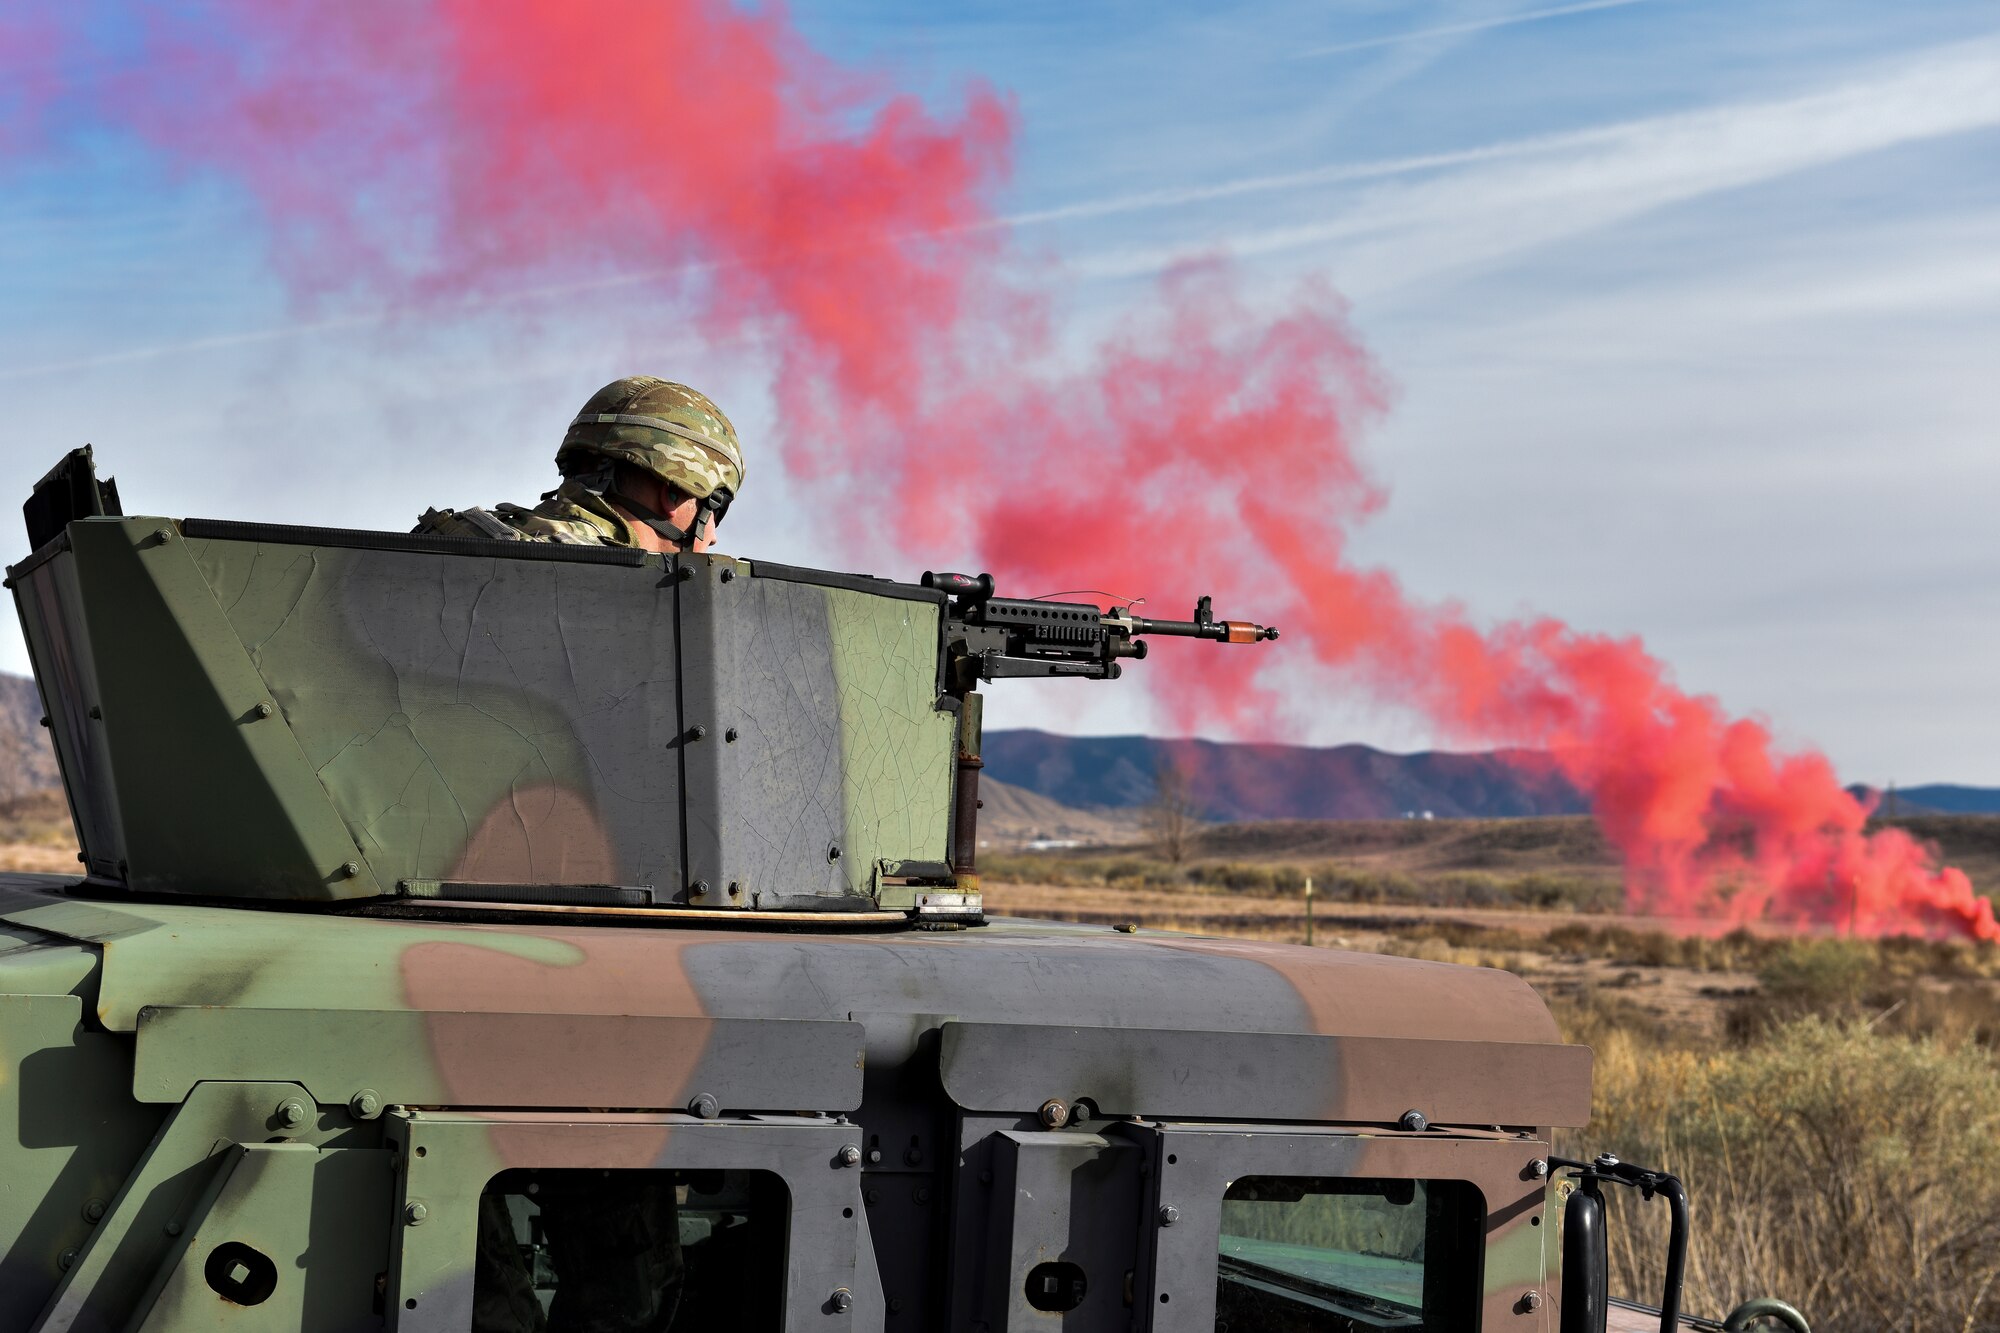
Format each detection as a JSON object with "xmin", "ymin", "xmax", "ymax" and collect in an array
[
  {"xmin": 1038, "ymin": 1098, "xmax": 1070, "ymax": 1129},
  {"xmin": 1398, "ymin": 1109, "xmax": 1428, "ymax": 1133},
  {"xmin": 725, "ymin": 728, "xmax": 739, "ymax": 742},
  {"xmin": 1528, "ymin": 1158, "xmax": 1550, "ymax": 1179},
  {"xmin": 1522, "ymin": 1291, "xmax": 1543, "ymax": 1313},
  {"xmin": 82, "ymin": 1199, "xmax": 106, "ymax": 1223},
  {"xmin": 350, "ymin": 1089, "xmax": 382, "ymax": 1119},
  {"xmin": 277, "ymin": 1099, "xmax": 309, "ymax": 1128},
  {"xmin": 340, "ymin": 861, "xmax": 360, "ymax": 879},
  {"xmin": 255, "ymin": 701, "xmax": 274, "ymax": 718},
  {"xmin": 405, "ymin": 1201, "xmax": 429, "ymax": 1226},
  {"xmin": 59, "ymin": 1248, "xmax": 78, "ymax": 1271},
  {"xmin": 1158, "ymin": 1205, "xmax": 1180, "ymax": 1227},
  {"xmin": 690, "ymin": 1093, "xmax": 721, "ymax": 1120},
  {"xmin": 829, "ymin": 1288, "xmax": 854, "ymax": 1314},
  {"xmin": 838, "ymin": 1144, "xmax": 862, "ymax": 1167},
  {"xmin": 164, "ymin": 1220, "xmax": 183, "ymax": 1237}
]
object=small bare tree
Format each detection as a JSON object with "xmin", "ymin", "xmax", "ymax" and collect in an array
[{"xmin": 1145, "ymin": 755, "xmax": 1200, "ymax": 865}]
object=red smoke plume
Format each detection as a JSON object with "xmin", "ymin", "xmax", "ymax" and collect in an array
[
  {"xmin": 0, "ymin": 15, "xmax": 62, "ymax": 156},
  {"xmin": 23, "ymin": 1, "xmax": 1996, "ymax": 940}
]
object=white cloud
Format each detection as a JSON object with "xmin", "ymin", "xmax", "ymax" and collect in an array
[{"xmin": 1068, "ymin": 37, "xmax": 2000, "ymax": 297}]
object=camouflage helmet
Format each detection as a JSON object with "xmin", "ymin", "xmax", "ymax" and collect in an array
[{"xmin": 557, "ymin": 377, "xmax": 744, "ymax": 501}]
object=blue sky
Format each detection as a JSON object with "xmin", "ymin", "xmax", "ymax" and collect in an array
[{"xmin": 3, "ymin": 0, "xmax": 1997, "ymax": 783}]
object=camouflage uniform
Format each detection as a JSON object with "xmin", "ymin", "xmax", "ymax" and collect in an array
[
  {"xmin": 417, "ymin": 479, "xmax": 643, "ymax": 547},
  {"xmin": 418, "ymin": 377, "xmax": 745, "ymax": 549}
]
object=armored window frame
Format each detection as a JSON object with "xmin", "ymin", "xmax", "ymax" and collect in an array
[
  {"xmin": 383, "ymin": 1112, "xmax": 871, "ymax": 1333},
  {"xmin": 1139, "ymin": 1125, "xmax": 1555, "ymax": 1333}
]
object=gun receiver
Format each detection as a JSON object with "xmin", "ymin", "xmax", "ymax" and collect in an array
[{"xmin": 923, "ymin": 570, "xmax": 1279, "ymax": 689}]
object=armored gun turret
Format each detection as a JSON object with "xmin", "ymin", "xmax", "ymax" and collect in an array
[{"xmin": 0, "ymin": 449, "xmax": 1788, "ymax": 1333}]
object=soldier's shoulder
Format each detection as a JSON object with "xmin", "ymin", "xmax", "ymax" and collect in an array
[
  {"xmin": 412, "ymin": 499, "xmax": 627, "ymax": 548},
  {"xmin": 413, "ymin": 505, "xmax": 528, "ymax": 541}
]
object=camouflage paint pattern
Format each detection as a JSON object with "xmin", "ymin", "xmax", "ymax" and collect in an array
[
  {"xmin": 2, "ymin": 506, "xmax": 1598, "ymax": 1330},
  {"xmin": 12, "ymin": 519, "xmax": 953, "ymax": 908},
  {"xmin": 0, "ymin": 869, "xmax": 1585, "ymax": 1328}
]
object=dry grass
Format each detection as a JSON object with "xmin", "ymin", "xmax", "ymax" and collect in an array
[
  {"xmin": 0, "ymin": 789, "xmax": 77, "ymax": 873},
  {"xmin": 1568, "ymin": 1014, "xmax": 2000, "ymax": 1332},
  {"xmin": 989, "ymin": 862, "xmax": 2000, "ymax": 1329},
  {"xmin": 980, "ymin": 851, "xmax": 1619, "ymax": 912},
  {"xmin": 991, "ymin": 811, "xmax": 2000, "ymax": 927}
]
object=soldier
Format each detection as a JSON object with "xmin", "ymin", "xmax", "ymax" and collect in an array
[
  {"xmin": 446, "ymin": 378, "xmax": 732, "ymax": 1333},
  {"xmin": 419, "ymin": 376, "xmax": 744, "ymax": 553}
]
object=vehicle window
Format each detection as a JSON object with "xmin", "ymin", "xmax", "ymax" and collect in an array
[
  {"xmin": 1215, "ymin": 1176, "xmax": 1483, "ymax": 1331},
  {"xmin": 473, "ymin": 1167, "xmax": 788, "ymax": 1333}
]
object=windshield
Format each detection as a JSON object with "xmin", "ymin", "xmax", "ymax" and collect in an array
[{"xmin": 1215, "ymin": 1176, "xmax": 1484, "ymax": 1331}]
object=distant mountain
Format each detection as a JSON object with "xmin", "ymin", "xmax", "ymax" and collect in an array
[
  {"xmin": 981, "ymin": 730, "xmax": 1589, "ymax": 821},
  {"xmin": 1850, "ymin": 784, "xmax": 2000, "ymax": 817},
  {"xmin": 0, "ymin": 672, "xmax": 59, "ymax": 799},
  {"xmin": 975, "ymin": 778, "xmax": 1138, "ymax": 848}
]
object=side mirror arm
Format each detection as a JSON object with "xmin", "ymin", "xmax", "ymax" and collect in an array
[
  {"xmin": 1550, "ymin": 1155, "xmax": 1689, "ymax": 1333},
  {"xmin": 1558, "ymin": 1176, "xmax": 1608, "ymax": 1333}
]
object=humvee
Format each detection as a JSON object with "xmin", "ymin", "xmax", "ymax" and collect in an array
[{"xmin": 0, "ymin": 448, "xmax": 1800, "ymax": 1331}]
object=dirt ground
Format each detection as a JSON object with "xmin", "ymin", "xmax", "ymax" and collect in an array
[
  {"xmin": 984, "ymin": 879, "xmax": 1768, "ymax": 1038},
  {"xmin": 0, "ymin": 842, "xmax": 82, "ymax": 874},
  {"xmin": 0, "ymin": 790, "xmax": 79, "ymax": 875}
]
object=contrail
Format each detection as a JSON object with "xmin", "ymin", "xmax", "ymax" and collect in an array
[
  {"xmin": 1299, "ymin": 0, "xmax": 1660, "ymax": 58},
  {"xmin": 986, "ymin": 129, "xmax": 1627, "ymax": 233},
  {"xmin": 0, "ymin": 264, "xmax": 711, "ymax": 383}
]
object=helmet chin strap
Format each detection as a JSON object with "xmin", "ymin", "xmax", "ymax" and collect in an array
[
  {"xmin": 572, "ymin": 462, "xmax": 731, "ymax": 550},
  {"xmin": 605, "ymin": 485, "xmax": 699, "ymax": 547}
]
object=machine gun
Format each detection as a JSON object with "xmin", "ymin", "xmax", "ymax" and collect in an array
[
  {"xmin": 921, "ymin": 572, "xmax": 1279, "ymax": 889},
  {"xmin": 922, "ymin": 570, "xmax": 1279, "ymax": 691}
]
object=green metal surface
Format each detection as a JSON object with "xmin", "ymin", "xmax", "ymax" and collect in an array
[
  {"xmin": 187, "ymin": 533, "xmax": 671, "ymax": 898},
  {"xmin": 823, "ymin": 586, "xmax": 955, "ymax": 887},
  {"xmin": 29, "ymin": 1080, "xmax": 341, "ymax": 1333},
  {"xmin": 0, "ymin": 992, "xmax": 166, "ymax": 1326},
  {"xmin": 130, "ymin": 1142, "xmax": 394, "ymax": 1332},
  {"xmin": 68, "ymin": 519, "xmax": 381, "ymax": 898}
]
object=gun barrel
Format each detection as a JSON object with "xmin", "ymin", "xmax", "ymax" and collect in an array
[{"xmin": 1129, "ymin": 615, "xmax": 1279, "ymax": 644}]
